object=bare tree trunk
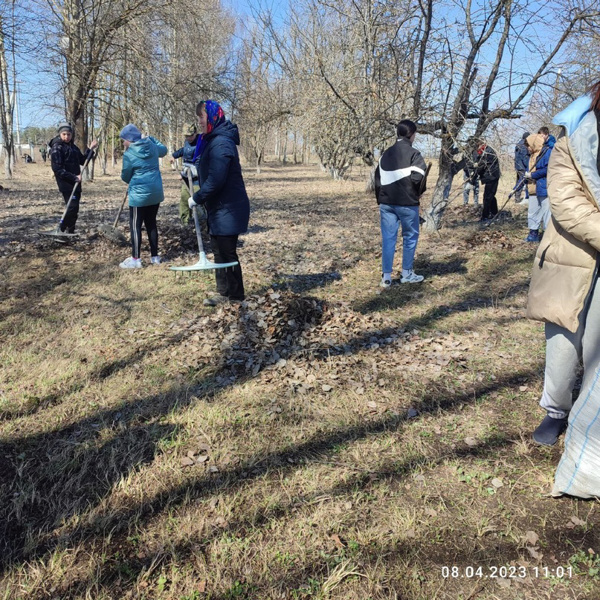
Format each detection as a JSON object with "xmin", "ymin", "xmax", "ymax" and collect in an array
[
  {"xmin": 0, "ymin": 15, "xmax": 14, "ymax": 178},
  {"xmin": 293, "ymin": 130, "xmax": 298, "ymax": 164},
  {"xmin": 111, "ymin": 125, "xmax": 116, "ymax": 169}
]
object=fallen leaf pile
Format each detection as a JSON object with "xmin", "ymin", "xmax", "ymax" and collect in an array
[
  {"xmin": 160, "ymin": 223, "xmax": 212, "ymax": 259},
  {"xmin": 166, "ymin": 291, "xmax": 470, "ymax": 391},
  {"xmin": 464, "ymin": 229, "xmax": 513, "ymax": 250}
]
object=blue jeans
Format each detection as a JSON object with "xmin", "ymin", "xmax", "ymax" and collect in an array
[{"xmin": 379, "ymin": 204, "xmax": 420, "ymax": 273}]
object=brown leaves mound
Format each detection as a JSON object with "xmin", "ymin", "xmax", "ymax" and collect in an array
[
  {"xmin": 160, "ymin": 223, "xmax": 212, "ymax": 259},
  {"xmin": 464, "ymin": 229, "xmax": 513, "ymax": 250},
  {"xmin": 169, "ymin": 291, "xmax": 468, "ymax": 392}
]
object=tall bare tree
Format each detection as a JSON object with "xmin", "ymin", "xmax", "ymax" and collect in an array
[
  {"xmin": 37, "ymin": 0, "xmax": 166, "ymax": 147},
  {"xmin": 234, "ymin": 25, "xmax": 293, "ymax": 173},
  {"xmin": 0, "ymin": 3, "xmax": 17, "ymax": 178},
  {"xmin": 416, "ymin": 0, "xmax": 599, "ymax": 230},
  {"xmin": 256, "ymin": 0, "xmax": 419, "ymax": 178}
]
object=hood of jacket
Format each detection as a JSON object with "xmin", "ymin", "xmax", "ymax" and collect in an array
[
  {"xmin": 554, "ymin": 98, "xmax": 600, "ymax": 208},
  {"xmin": 526, "ymin": 133, "xmax": 545, "ymax": 155},
  {"xmin": 49, "ymin": 135, "xmax": 75, "ymax": 149},
  {"xmin": 553, "ymin": 94, "xmax": 593, "ymax": 136},
  {"xmin": 204, "ymin": 120, "xmax": 240, "ymax": 146},
  {"xmin": 126, "ymin": 137, "xmax": 155, "ymax": 159}
]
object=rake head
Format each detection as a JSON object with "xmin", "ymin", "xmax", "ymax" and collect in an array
[
  {"xmin": 40, "ymin": 227, "xmax": 79, "ymax": 242},
  {"xmin": 97, "ymin": 223, "xmax": 128, "ymax": 245},
  {"xmin": 170, "ymin": 255, "xmax": 238, "ymax": 272}
]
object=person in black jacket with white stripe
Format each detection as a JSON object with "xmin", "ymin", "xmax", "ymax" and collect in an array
[{"xmin": 374, "ymin": 119, "xmax": 427, "ymax": 287}]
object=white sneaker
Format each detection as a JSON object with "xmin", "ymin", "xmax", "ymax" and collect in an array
[
  {"xmin": 120, "ymin": 257, "xmax": 142, "ymax": 269},
  {"xmin": 150, "ymin": 256, "xmax": 161, "ymax": 265},
  {"xmin": 401, "ymin": 270, "xmax": 424, "ymax": 284},
  {"xmin": 380, "ymin": 276, "xmax": 392, "ymax": 288}
]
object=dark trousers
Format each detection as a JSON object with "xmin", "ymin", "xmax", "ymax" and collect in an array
[
  {"xmin": 130, "ymin": 204, "xmax": 160, "ymax": 258},
  {"xmin": 60, "ymin": 187, "xmax": 80, "ymax": 232},
  {"xmin": 211, "ymin": 234, "xmax": 244, "ymax": 300},
  {"xmin": 515, "ymin": 172, "xmax": 529, "ymax": 201},
  {"xmin": 482, "ymin": 179, "xmax": 499, "ymax": 220}
]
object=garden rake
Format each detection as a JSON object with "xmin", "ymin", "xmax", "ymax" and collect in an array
[
  {"xmin": 170, "ymin": 167, "xmax": 238, "ymax": 273},
  {"xmin": 97, "ymin": 190, "xmax": 129, "ymax": 245},
  {"xmin": 483, "ymin": 175, "xmax": 527, "ymax": 228},
  {"xmin": 40, "ymin": 148, "xmax": 96, "ymax": 242}
]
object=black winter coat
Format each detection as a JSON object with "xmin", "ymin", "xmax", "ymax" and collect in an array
[
  {"xmin": 374, "ymin": 138, "xmax": 427, "ymax": 206},
  {"xmin": 50, "ymin": 136, "xmax": 93, "ymax": 194},
  {"xmin": 476, "ymin": 145, "xmax": 501, "ymax": 184},
  {"xmin": 192, "ymin": 121, "xmax": 250, "ymax": 236}
]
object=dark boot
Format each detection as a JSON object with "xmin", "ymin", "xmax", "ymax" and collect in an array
[{"xmin": 532, "ymin": 415, "xmax": 568, "ymax": 446}]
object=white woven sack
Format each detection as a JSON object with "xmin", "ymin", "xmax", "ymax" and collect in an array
[{"xmin": 553, "ymin": 368, "xmax": 600, "ymax": 499}]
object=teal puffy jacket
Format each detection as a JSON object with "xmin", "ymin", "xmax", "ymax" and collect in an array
[{"xmin": 121, "ymin": 137, "xmax": 168, "ymax": 207}]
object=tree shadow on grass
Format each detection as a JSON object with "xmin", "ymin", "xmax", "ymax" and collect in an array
[
  {"xmin": 270, "ymin": 271, "xmax": 343, "ymax": 294},
  {"xmin": 0, "ymin": 362, "xmax": 542, "ymax": 579},
  {"xmin": 0, "ymin": 245, "xmax": 550, "ymax": 596},
  {"xmin": 354, "ymin": 254, "xmax": 530, "ymax": 318},
  {"xmin": 35, "ymin": 369, "xmax": 558, "ymax": 599}
]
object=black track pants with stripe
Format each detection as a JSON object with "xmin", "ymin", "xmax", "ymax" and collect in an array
[{"xmin": 129, "ymin": 203, "xmax": 160, "ymax": 258}]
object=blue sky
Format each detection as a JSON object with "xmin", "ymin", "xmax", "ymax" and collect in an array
[
  {"xmin": 16, "ymin": 0, "xmax": 289, "ymax": 130},
  {"xmin": 12, "ymin": 0, "xmax": 587, "ymax": 134}
]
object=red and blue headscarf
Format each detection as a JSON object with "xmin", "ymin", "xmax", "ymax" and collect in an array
[{"xmin": 193, "ymin": 100, "xmax": 226, "ymax": 161}]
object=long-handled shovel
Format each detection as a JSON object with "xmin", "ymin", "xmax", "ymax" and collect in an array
[
  {"xmin": 40, "ymin": 149, "xmax": 96, "ymax": 241},
  {"xmin": 170, "ymin": 167, "xmax": 238, "ymax": 272},
  {"xmin": 98, "ymin": 190, "xmax": 129, "ymax": 245}
]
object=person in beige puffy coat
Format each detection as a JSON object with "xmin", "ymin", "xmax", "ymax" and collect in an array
[{"xmin": 526, "ymin": 81, "xmax": 600, "ymax": 446}]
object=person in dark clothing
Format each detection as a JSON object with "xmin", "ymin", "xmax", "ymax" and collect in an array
[
  {"xmin": 374, "ymin": 119, "xmax": 427, "ymax": 286},
  {"xmin": 171, "ymin": 123, "xmax": 200, "ymax": 225},
  {"xmin": 462, "ymin": 150, "xmax": 479, "ymax": 206},
  {"xmin": 40, "ymin": 146, "xmax": 47, "ymax": 163},
  {"xmin": 49, "ymin": 122, "xmax": 98, "ymax": 233},
  {"xmin": 189, "ymin": 100, "xmax": 250, "ymax": 306},
  {"xmin": 474, "ymin": 142, "xmax": 501, "ymax": 221},
  {"xmin": 514, "ymin": 132, "xmax": 530, "ymax": 203}
]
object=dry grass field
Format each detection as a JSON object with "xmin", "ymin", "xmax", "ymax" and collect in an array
[{"xmin": 1, "ymin": 158, "xmax": 599, "ymax": 599}]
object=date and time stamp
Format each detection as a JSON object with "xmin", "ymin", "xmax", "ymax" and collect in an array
[{"xmin": 441, "ymin": 565, "xmax": 573, "ymax": 579}]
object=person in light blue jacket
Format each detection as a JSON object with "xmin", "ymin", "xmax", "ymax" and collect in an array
[{"xmin": 119, "ymin": 124, "xmax": 168, "ymax": 268}]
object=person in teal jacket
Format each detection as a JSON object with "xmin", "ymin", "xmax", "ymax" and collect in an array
[{"xmin": 119, "ymin": 124, "xmax": 168, "ymax": 268}]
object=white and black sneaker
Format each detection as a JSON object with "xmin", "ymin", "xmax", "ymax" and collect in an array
[
  {"xmin": 401, "ymin": 270, "xmax": 424, "ymax": 284},
  {"xmin": 380, "ymin": 275, "xmax": 392, "ymax": 288}
]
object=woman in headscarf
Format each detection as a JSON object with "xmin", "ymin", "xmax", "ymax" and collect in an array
[
  {"xmin": 527, "ymin": 80, "xmax": 600, "ymax": 450},
  {"xmin": 189, "ymin": 100, "xmax": 250, "ymax": 306}
]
